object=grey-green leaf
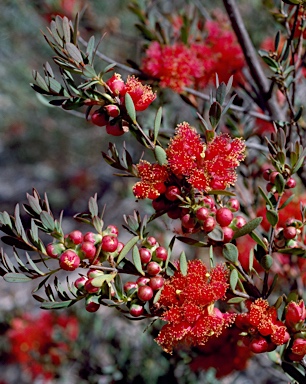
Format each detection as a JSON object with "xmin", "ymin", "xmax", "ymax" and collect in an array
[
  {"xmin": 179, "ymin": 251, "xmax": 188, "ymax": 276},
  {"xmin": 125, "ymin": 93, "xmax": 136, "ymax": 123}
]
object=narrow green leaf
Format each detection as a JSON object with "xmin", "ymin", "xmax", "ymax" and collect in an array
[
  {"xmin": 258, "ymin": 186, "xmax": 273, "ymax": 208},
  {"xmin": 65, "ymin": 42, "xmax": 83, "ymax": 63},
  {"xmin": 25, "ymin": 253, "xmax": 45, "ymax": 276},
  {"xmin": 274, "ymin": 173, "xmax": 285, "ymax": 194},
  {"xmin": 233, "ymin": 217, "xmax": 263, "ymax": 239},
  {"xmin": 266, "ymin": 209, "xmax": 279, "ymax": 227},
  {"xmin": 223, "ymin": 243, "xmax": 239, "ymax": 264},
  {"xmin": 91, "ymin": 273, "xmax": 115, "ymax": 287},
  {"xmin": 179, "ymin": 251, "xmax": 188, "ymax": 276},
  {"xmin": 117, "ymin": 236, "xmax": 140, "ymax": 263},
  {"xmin": 40, "ymin": 211, "xmax": 55, "ymax": 231},
  {"xmin": 208, "ymin": 190, "xmax": 236, "ymax": 196},
  {"xmin": 82, "ymin": 64, "xmax": 97, "ymax": 78},
  {"xmin": 209, "ymin": 245, "xmax": 214, "ymax": 268},
  {"xmin": 153, "ymin": 288, "xmax": 162, "ymax": 304},
  {"xmin": 62, "ymin": 16, "xmax": 71, "ymax": 43},
  {"xmin": 0, "ymin": 211, "xmax": 12, "ymax": 227},
  {"xmin": 154, "ymin": 107, "xmax": 162, "ymax": 143},
  {"xmin": 227, "ymin": 297, "xmax": 246, "ymax": 304},
  {"xmin": 27, "ymin": 194, "xmax": 43, "ymax": 214},
  {"xmin": 209, "ymin": 101, "xmax": 222, "ymax": 128},
  {"xmin": 216, "ymin": 82, "xmax": 226, "ymax": 105},
  {"xmin": 88, "ymin": 195, "xmax": 98, "ymax": 217},
  {"xmin": 86, "ymin": 35, "xmax": 95, "ymax": 63},
  {"xmin": 292, "ymin": 155, "xmax": 305, "ymax": 174},
  {"xmin": 230, "ymin": 268, "xmax": 239, "ymax": 291},
  {"xmin": 249, "ymin": 231, "xmax": 268, "ymax": 251},
  {"xmin": 154, "ymin": 145, "xmax": 167, "ymax": 165},
  {"xmin": 103, "ymin": 63, "xmax": 117, "ymax": 73},
  {"xmin": 125, "ymin": 93, "xmax": 136, "ymax": 123},
  {"xmin": 208, "ymin": 227, "xmax": 224, "ymax": 242},
  {"xmin": 132, "ymin": 245, "xmax": 144, "ymax": 276},
  {"xmin": 249, "ymin": 248, "xmax": 254, "ymax": 273},
  {"xmin": 4, "ymin": 272, "xmax": 32, "ymax": 283},
  {"xmin": 41, "ymin": 300, "xmax": 74, "ymax": 309},
  {"xmin": 1, "ymin": 236, "xmax": 33, "ymax": 251},
  {"xmin": 279, "ymin": 194, "xmax": 295, "ymax": 210}
]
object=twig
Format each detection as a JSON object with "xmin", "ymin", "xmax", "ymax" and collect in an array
[{"xmin": 222, "ymin": 0, "xmax": 285, "ymax": 121}]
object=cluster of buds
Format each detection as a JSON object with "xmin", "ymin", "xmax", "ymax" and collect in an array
[
  {"xmin": 235, "ymin": 299, "xmax": 290, "ymax": 354},
  {"xmin": 46, "ymin": 225, "xmax": 124, "ymax": 272},
  {"xmin": 90, "ymin": 73, "xmax": 156, "ymax": 136},
  {"xmin": 263, "ymin": 168, "xmax": 296, "ymax": 193},
  {"xmin": 274, "ymin": 217, "xmax": 303, "ymax": 249},
  {"xmin": 285, "ymin": 300, "xmax": 306, "ymax": 361},
  {"xmin": 153, "ymin": 193, "xmax": 246, "ymax": 243},
  {"xmin": 123, "ymin": 236, "xmax": 166, "ymax": 317}
]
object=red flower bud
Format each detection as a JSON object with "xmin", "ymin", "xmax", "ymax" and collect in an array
[
  {"xmin": 292, "ymin": 338, "xmax": 306, "ymax": 356},
  {"xmin": 67, "ymin": 230, "xmax": 83, "ymax": 245},
  {"xmin": 46, "ymin": 242, "xmax": 65, "ymax": 259},
  {"xmin": 250, "ymin": 336, "xmax": 269, "ymax": 353},
  {"xmin": 91, "ymin": 111, "xmax": 109, "ymax": 127},
  {"xmin": 101, "ymin": 235, "xmax": 118, "ymax": 253},
  {"xmin": 104, "ymin": 104, "xmax": 120, "ymax": 117},
  {"xmin": 285, "ymin": 300, "xmax": 306, "ymax": 329},
  {"xmin": 137, "ymin": 285, "xmax": 154, "ymax": 301},
  {"xmin": 216, "ymin": 207, "xmax": 233, "ymax": 227},
  {"xmin": 59, "ymin": 250, "xmax": 80, "ymax": 271},
  {"xmin": 129, "ymin": 303, "xmax": 144, "ymax": 317},
  {"xmin": 139, "ymin": 247, "xmax": 152, "ymax": 264}
]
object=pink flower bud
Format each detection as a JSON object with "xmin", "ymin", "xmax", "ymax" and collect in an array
[
  {"xmin": 106, "ymin": 73, "xmax": 126, "ymax": 95},
  {"xmin": 59, "ymin": 250, "xmax": 80, "ymax": 271},
  {"xmin": 285, "ymin": 300, "xmax": 306, "ymax": 329},
  {"xmin": 104, "ymin": 104, "xmax": 120, "ymax": 117}
]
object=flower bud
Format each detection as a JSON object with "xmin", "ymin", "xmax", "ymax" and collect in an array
[
  {"xmin": 104, "ymin": 104, "xmax": 120, "ymax": 117},
  {"xmin": 106, "ymin": 73, "xmax": 126, "ymax": 95},
  {"xmin": 46, "ymin": 242, "xmax": 65, "ymax": 259},
  {"xmin": 59, "ymin": 250, "xmax": 80, "ymax": 271},
  {"xmin": 285, "ymin": 300, "xmax": 306, "ymax": 329}
]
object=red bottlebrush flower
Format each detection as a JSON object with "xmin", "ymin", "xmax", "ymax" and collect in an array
[
  {"xmin": 248, "ymin": 299, "xmax": 289, "ymax": 346},
  {"xmin": 141, "ymin": 42, "xmax": 201, "ymax": 92},
  {"xmin": 166, "ymin": 124, "xmax": 245, "ymax": 192},
  {"xmin": 106, "ymin": 73, "xmax": 126, "ymax": 95},
  {"xmin": 124, "ymin": 75, "xmax": 156, "ymax": 111},
  {"xmin": 133, "ymin": 160, "xmax": 168, "ymax": 199},
  {"xmin": 155, "ymin": 260, "xmax": 235, "ymax": 354}
]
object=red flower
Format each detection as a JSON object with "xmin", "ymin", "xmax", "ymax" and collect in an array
[
  {"xmin": 236, "ymin": 299, "xmax": 289, "ymax": 347},
  {"xmin": 124, "ymin": 75, "xmax": 156, "ymax": 111},
  {"xmin": 133, "ymin": 160, "xmax": 168, "ymax": 199},
  {"xmin": 166, "ymin": 123, "xmax": 245, "ymax": 192},
  {"xmin": 155, "ymin": 260, "xmax": 235, "ymax": 354},
  {"xmin": 141, "ymin": 42, "xmax": 202, "ymax": 92}
]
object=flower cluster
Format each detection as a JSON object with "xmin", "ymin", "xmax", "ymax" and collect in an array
[
  {"xmin": 91, "ymin": 74, "xmax": 156, "ymax": 135},
  {"xmin": 236, "ymin": 299, "xmax": 290, "ymax": 354},
  {"xmin": 6, "ymin": 311, "xmax": 78, "ymax": 380},
  {"xmin": 167, "ymin": 123, "xmax": 245, "ymax": 192},
  {"xmin": 155, "ymin": 259, "xmax": 235, "ymax": 354},
  {"xmin": 133, "ymin": 161, "xmax": 168, "ymax": 200},
  {"xmin": 141, "ymin": 17, "xmax": 245, "ymax": 92}
]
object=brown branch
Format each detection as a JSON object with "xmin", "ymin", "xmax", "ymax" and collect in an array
[{"xmin": 222, "ymin": 0, "xmax": 285, "ymax": 121}]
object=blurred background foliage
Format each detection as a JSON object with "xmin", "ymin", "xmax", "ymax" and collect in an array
[{"xmin": 0, "ymin": 0, "xmax": 291, "ymax": 383}]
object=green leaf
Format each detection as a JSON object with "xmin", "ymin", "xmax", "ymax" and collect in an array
[
  {"xmin": 132, "ymin": 245, "xmax": 144, "ymax": 276},
  {"xmin": 227, "ymin": 297, "xmax": 246, "ymax": 304},
  {"xmin": 208, "ymin": 227, "xmax": 224, "ymax": 242},
  {"xmin": 40, "ymin": 211, "xmax": 55, "ymax": 231},
  {"xmin": 103, "ymin": 63, "xmax": 117, "ymax": 73},
  {"xmin": 62, "ymin": 16, "xmax": 71, "ymax": 43},
  {"xmin": 249, "ymin": 231, "xmax": 268, "ymax": 250},
  {"xmin": 249, "ymin": 248, "xmax": 254, "ymax": 272},
  {"xmin": 125, "ymin": 93, "xmax": 136, "ymax": 123},
  {"xmin": 25, "ymin": 252, "xmax": 45, "ymax": 276},
  {"xmin": 208, "ymin": 190, "xmax": 236, "ymax": 196},
  {"xmin": 266, "ymin": 209, "xmax": 279, "ymax": 227},
  {"xmin": 1, "ymin": 236, "xmax": 33, "ymax": 251},
  {"xmin": 91, "ymin": 273, "xmax": 115, "ymax": 287},
  {"xmin": 88, "ymin": 195, "xmax": 98, "ymax": 217},
  {"xmin": 233, "ymin": 217, "xmax": 263, "ymax": 239},
  {"xmin": 216, "ymin": 82, "xmax": 226, "ymax": 105},
  {"xmin": 279, "ymin": 194, "xmax": 295, "ymax": 210},
  {"xmin": 153, "ymin": 288, "xmax": 162, "ymax": 304},
  {"xmin": 209, "ymin": 101, "xmax": 222, "ymax": 128},
  {"xmin": 223, "ymin": 243, "xmax": 239, "ymax": 264},
  {"xmin": 4, "ymin": 272, "xmax": 32, "ymax": 283},
  {"xmin": 154, "ymin": 107, "xmax": 162, "ymax": 143},
  {"xmin": 230, "ymin": 268, "xmax": 239, "ymax": 291},
  {"xmin": 292, "ymin": 155, "xmax": 305, "ymax": 174},
  {"xmin": 40, "ymin": 300, "xmax": 75, "ymax": 309},
  {"xmin": 65, "ymin": 42, "xmax": 83, "ymax": 63},
  {"xmin": 82, "ymin": 64, "xmax": 97, "ymax": 78},
  {"xmin": 274, "ymin": 173, "xmax": 285, "ymax": 194},
  {"xmin": 0, "ymin": 211, "xmax": 12, "ymax": 227},
  {"xmin": 258, "ymin": 186, "xmax": 273, "ymax": 209},
  {"xmin": 176, "ymin": 236, "xmax": 207, "ymax": 247},
  {"xmin": 154, "ymin": 145, "xmax": 167, "ymax": 165},
  {"xmin": 26, "ymin": 194, "xmax": 43, "ymax": 214},
  {"xmin": 86, "ymin": 35, "xmax": 95, "ymax": 63},
  {"xmin": 179, "ymin": 251, "xmax": 188, "ymax": 276}
]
